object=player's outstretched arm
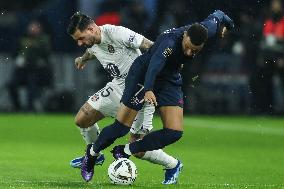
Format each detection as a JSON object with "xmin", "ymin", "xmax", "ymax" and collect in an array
[
  {"xmin": 200, "ymin": 10, "xmax": 234, "ymax": 38},
  {"xmin": 212, "ymin": 10, "xmax": 234, "ymax": 30},
  {"xmin": 75, "ymin": 49, "xmax": 97, "ymax": 70}
]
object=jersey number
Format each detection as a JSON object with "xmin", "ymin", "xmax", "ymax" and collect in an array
[{"xmin": 101, "ymin": 86, "xmax": 114, "ymax": 97}]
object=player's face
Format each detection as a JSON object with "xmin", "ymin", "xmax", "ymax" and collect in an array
[
  {"xmin": 182, "ymin": 32, "xmax": 204, "ymax": 57},
  {"xmin": 71, "ymin": 26, "xmax": 100, "ymax": 48}
]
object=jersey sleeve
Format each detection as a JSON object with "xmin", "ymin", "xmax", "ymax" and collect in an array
[
  {"xmin": 144, "ymin": 39, "xmax": 175, "ymax": 91},
  {"xmin": 200, "ymin": 10, "xmax": 234, "ymax": 38},
  {"xmin": 105, "ymin": 25, "xmax": 144, "ymax": 49}
]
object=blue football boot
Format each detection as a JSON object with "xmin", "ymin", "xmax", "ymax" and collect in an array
[
  {"xmin": 70, "ymin": 153, "xmax": 105, "ymax": 168},
  {"xmin": 162, "ymin": 160, "xmax": 183, "ymax": 184}
]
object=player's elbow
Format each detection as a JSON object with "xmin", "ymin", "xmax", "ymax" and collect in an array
[
  {"xmin": 214, "ymin": 10, "xmax": 225, "ymax": 16},
  {"xmin": 212, "ymin": 10, "xmax": 225, "ymax": 22}
]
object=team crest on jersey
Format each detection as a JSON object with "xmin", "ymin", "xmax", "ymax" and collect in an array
[
  {"xmin": 162, "ymin": 48, "xmax": 173, "ymax": 58},
  {"xmin": 108, "ymin": 44, "xmax": 115, "ymax": 53}
]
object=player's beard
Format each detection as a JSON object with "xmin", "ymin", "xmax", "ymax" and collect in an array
[
  {"xmin": 84, "ymin": 36, "xmax": 98, "ymax": 48},
  {"xmin": 84, "ymin": 36, "xmax": 97, "ymax": 48},
  {"xmin": 84, "ymin": 43, "xmax": 93, "ymax": 48}
]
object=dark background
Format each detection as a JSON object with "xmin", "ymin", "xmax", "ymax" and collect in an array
[{"xmin": 0, "ymin": 0, "xmax": 283, "ymax": 115}]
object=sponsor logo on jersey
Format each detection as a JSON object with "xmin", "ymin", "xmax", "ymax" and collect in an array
[
  {"xmin": 162, "ymin": 47, "xmax": 173, "ymax": 58},
  {"xmin": 108, "ymin": 44, "xmax": 115, "ymax": 53},
  {"xmin": 105, "ymin": 63, "xmax": 127, "ymax": 79},
  {"xmin": 106, "ymin": 63, "xmax": 120, "ymax": 77}
]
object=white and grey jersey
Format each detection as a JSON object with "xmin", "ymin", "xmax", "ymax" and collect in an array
[{"xmin": 88, "ymin": 24, "xmax": 144, "ymax": 88}]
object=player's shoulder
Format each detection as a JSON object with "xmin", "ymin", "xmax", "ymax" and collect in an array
[
  {"xmin": 162, "ymin": 27, "xmax": 185, "ymax": 37},
  {"xmin": 100, "ymin": 24, "xmax": 116, "ymax": 33},
  {"xmin": 157, "ymin": 31, "xmax": 179, "ymax": 46},
  {"xmin": 101, "ymin": 24, "xmax": 130, "ymax": 34}
]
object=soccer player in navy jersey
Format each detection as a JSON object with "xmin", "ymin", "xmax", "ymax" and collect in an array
[{"xmin": 80, "ymin": 10, "xmax": 234, "ymax": 183}]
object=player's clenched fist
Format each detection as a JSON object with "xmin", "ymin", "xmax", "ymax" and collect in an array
[
  {"xmin": 75, "ymin": 57, "xmax": 86, "ymax": 69},
  {"xmin": 144, "ymin": 90, "xmax": 158, "ymax": 106}
]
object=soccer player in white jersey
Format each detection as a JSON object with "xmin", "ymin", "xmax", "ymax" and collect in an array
[{"xmin": 67, "ymin": 12, "xmax": 182, "ymax": 184}]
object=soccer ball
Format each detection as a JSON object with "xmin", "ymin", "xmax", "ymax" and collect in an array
[{"xmin": 108, "ymin": 158, "xmax": 137, "ymax": 185}]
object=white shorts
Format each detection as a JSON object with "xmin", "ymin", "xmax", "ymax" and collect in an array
[{"xmin": 87, "ymin": 81, "xmax": 154, "ymax": 135}]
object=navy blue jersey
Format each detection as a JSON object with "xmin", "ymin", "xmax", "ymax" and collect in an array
[
  {"xmin": 139, "ymin": 10, "xmax": 234, "ymax": 91},
  {"xmin": 121, "ymin": 10, "xmax": 234, "ymax": 111}
]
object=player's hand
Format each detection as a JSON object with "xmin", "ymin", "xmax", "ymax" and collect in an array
[
  {"xmin": 221, "ymin": 26, "xmax": 228, "ymax": 38},
  {"xmin": 144, "ymin": 91, "xmax": 157, "ymax": 106},
  {"xmin": 75, "ymin": 57, "xmax": 87, "ymax": 70}
]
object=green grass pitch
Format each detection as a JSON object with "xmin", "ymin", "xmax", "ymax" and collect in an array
[{"xmin": 0, "ymin": 114, "xmax": 284, "ymax": 189}]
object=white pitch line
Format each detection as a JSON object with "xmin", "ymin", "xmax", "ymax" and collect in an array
[
  {"xmin": 186, "ymin": 118, "xmax": 284, "ymax": 136},
  {"xmin": 0, "ymin": 180, "xmax": 82, "ymax": 184}
]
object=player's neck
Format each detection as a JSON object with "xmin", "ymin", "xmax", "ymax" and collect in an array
[{"xmin": 96, "ymin": 27, "xmax": 102, "ymax": 44}]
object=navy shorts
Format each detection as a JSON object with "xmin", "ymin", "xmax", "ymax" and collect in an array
[
  {"xmin": 121, "ymin": 58, "xmax": 146, "ymax": 111},
  {"xmin": 154, "ymin": 82, "xmax": 184, "ymax": 108},
  {"xmin": 121, "ymin": 59, "xmax": 184, "ymax": 111}
]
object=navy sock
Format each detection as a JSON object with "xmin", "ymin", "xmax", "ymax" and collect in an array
[
  {"xmin": 129, "ymin": 128, "xmax": 183, "ymax": 154},
  {"xmin": 92, "ymin": 120, "xmax": 130, "ymax": 153}
]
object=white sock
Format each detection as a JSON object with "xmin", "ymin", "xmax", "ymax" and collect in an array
[
  {"xmin": 141, "ymin": 149, "xmax": 178, "ymax": 169},
  {"xmin": 124, "ymin": 144, "xmax": 132, "ymax": 155},
  {"xmin": 90, "ymin": 146, "xmax": 99, "ymax": 157},
  {"xmin": 79, "ymin": 123, "xmax": 100, "ymax": 144}
]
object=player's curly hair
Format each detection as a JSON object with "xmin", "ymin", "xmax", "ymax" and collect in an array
[
  {"xmin": 67, "ymin": 11, "xmax": 94, "ymax": 35},
  {"xmin": 186, "ymin": 23, "xmax": 208, "ymax": 46}
]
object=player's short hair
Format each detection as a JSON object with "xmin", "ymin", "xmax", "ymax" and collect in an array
[
  {"xmin": 67, "ymin": 11, "xmax": 94, "ymax": 35},
  {"xmin": 186, "ymin": 23, "xmax": 208, "ymax": 46}
]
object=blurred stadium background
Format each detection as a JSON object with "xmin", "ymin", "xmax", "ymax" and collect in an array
[
  {"xmin": 0, "ymin": 0, "xmax": 284, "ymax": 115},
  {"xmin": 1, "ymin": 1, "xmax": 284, "ymax": 188}
]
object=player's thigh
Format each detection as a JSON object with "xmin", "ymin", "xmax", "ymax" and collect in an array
[
  {"xmin": 116, "ymin": 103, "xmax": 138, "ymax": 127},
  {"xmin": 159, "ymin": 106, "xmax": 183, "ymax": 131},
  {"xmin": 76, "ymin": 82, "xmax": 122, "ymax": 127},
  {"xmin": 119, "ymin": 82, "xmax": 146, "ymax": 127},
  {"xmin": 118, "ymin": 59, "xmax": 146, "ymax": 127},
  {"xmin": 75, "ymin": 102, "xmax": 105, "ymax": 128},
  {"xmin": 121, "ymin": 58, "xmax": 146, "ymax": 113}
]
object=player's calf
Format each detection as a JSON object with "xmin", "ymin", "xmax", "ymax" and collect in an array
[
  {"xmin": 132, "ymin": 152, "xmax": 145, "ymax": 158},
  {"xmin": 92, "ymin": 119, "xmax": 130, "ymax": 153},
  {"xmin": 127, "ymin": 128, "xmax": 183, "ymax": 154}
]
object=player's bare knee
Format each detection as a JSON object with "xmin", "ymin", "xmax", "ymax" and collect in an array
[
  {"xmin": 74, "ymin": 114, "xmax": 83, "ymax": 128},
  {"xmin": 133, "ymin": 152, "xmax": 145, "ymax": 159},
  {"xmin": 74, "ymin": 113, "xmax": 89, "ymax": 128}
]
